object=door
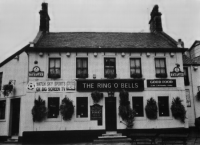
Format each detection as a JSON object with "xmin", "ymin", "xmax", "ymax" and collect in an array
[
  {"xmin": 10, "ymin": 98, "xmax": 20, "ymax": 136},
  {"xmin": 105, "ymin": 97, "xmax": 116, "ymax": 131}
]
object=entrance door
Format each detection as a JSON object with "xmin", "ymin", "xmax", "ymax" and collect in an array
[
  {"xmin": 10, "ymin": 98, "xmax": 20, "ymax": 136},
  {"xmin": 105, "ymin": 97, "xmax": 116, "ymax": 131}
]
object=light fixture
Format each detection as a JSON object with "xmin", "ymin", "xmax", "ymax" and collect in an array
[
  {"xmin": 108, "ymin": 91, "xmax": 114, "ymax": 97},
  {"xmin": 170, "ymin": 52, "xmax": 175, "ymax": 57},
  {"xmin": 146, "ymin": 52, "xmax": 150, "ymax": 57},
  {"xmin": 94, "ymin": 52, "xmax": 97, "ymax": 57},
  {"xmin": 93, "ymin": 74, "xmax": 96, "ymax": 79},
  {"xmin": 39, "ymin": 52, "xmax": 44, "ymax": 56},
  {"xmin": 66, "ymin": 52, "xmax": 70, "ymax": 57},
  {"xmin": 121, "ymin": 52, "xmax": 125, "ymax": 57},
  {"xmin": 193, "ymin": 66, "xmax": 198, "ymax": 71},
  {"xmin": 29, "ymin": 42, "xmax": 34, "ymax": 47}
]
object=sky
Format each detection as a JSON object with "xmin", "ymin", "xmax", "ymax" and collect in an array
[{"xmin": 0, "ymin": 0, "xmax": 200, "ymax": 63}]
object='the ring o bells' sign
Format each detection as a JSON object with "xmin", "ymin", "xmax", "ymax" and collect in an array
[{"xmin": 76, "ymin": 79, "xmax": 144, "ymax": 92}]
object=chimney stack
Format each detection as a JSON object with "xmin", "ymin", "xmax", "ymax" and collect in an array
[
  {"xmin": 39, "ymin": 3, "xmax": 50, "ymax": 32},
  {"xmin": 177, "ymin": 39, "xmax": 184, "ymax": 48},
  {"xmin": 149, "ymin": 5, "xmax": 163, "ymax": 33}
]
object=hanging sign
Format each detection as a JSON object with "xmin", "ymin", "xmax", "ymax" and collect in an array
[
  {"xmin": 27, "ymin": 80, "xmax": 76, "ymax": 92},
  {"xmin": 147, "ymin": 79, "xmax": 176, "ymax": 87},
  {"xmin": 170, "ymin": 64, "xmax": 184, "ymax": 77},
  {"xmin": 90, "ymin": 104, "xmax": 102, "ymax": 125},
  {"xmin": 77, "ymin": 79, "xmax": 144, "ymax": 92},
  {"xmin": 29, "ymin": 66, "xmax": 44, "ymax": 77}
]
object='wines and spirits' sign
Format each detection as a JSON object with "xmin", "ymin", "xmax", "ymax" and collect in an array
[
  {"xmin": 77, "ymin": 79, "xmax": 144, "ymax": 92},
  {"xmin": 147, "ymin": 79, "xmax": 176, "ymax": 87}
]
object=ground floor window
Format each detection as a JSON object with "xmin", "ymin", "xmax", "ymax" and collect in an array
[
  {"xmin": 77, "ymin": 97, "xmax": 88, "ymax": 118},
  {"xmin": 48, "ymin": 97, "xmax": 60, "ymax": 118},
  {"xmin": 132, "ymin": 97, "xmax": 144, "ymax": 117},
  {"xmin": 158, "ymin": 96, "xmax": 169, "ymax": 117},
  {"xmin": 0, "ymin": 100, "xmax": 6, "ymax": 119}
]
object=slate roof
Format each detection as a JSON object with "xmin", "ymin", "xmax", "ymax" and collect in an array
[
  {"xmin": 183, "ymin": 55, "xmax": 196, "ymax": 65},
  {"xmin": 36, "ymin": 32, "xmax": 177, "ymax": 48}
]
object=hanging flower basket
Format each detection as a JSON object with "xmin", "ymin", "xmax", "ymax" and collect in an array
[
  {"xmin": 145, "ymin": 98, "xmax": 158, "ymax": 120},
  {"xmin": 3, "ymin": 81, "xmax": 13, "ymax": 96},
  {"xmin": 60, "ymin": 97, "xmax": 74, "ymax": 121},
  {"xmin": 91, "ymin": 91, "xmax": 103, "ymax": 104},
  {"xmin": 196, "ymin": 91, "xmax": 200, "ymax": 101},
  {"xmin": 171, "ymin": 97, "xmax": 186, "ymax": 123},
  {"xmin": 32, "ymin": 96, "xmax": 48, "ymax": 122},
  {"xmin": 118, "ymin": 89, "xmax": 136, "ymax": 129}
]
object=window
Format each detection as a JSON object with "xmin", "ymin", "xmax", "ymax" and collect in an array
[
  {"xmin": 130, "ymin": 58, "xmax": 142, "ymax": 78},
  {"xmin": 48, "ymin": 97, "xmax": 60, "ymax": 118},
  {"xmin": 0, "ymin": 72, "xmax": 2, "ymax": 90},
  {"xmin": 104, "ymin": 58, "xmax": 116, "ymax": 78},
  {"xmin": 158, "ymin": 97, "xmax": 169, "ymax": 117},
  {"xmin": 155, "ymin": 58, "xmax": 167, "ymax": 78},
  {"xmin": 132, "ymin": 97, "xmax": 143, "ymax": 117},
  {"xmin": 0, "ymin": 100, "xmax": 6, "ymax": 120},
  {"xmin": 48, "ymin": 58, "xmax": 61, "ymax": 78},
  {"xmin": 185, "ymin": 89, "xmax": 191, "ymax": 107},
  {"xmin": 184, "ymin": 67, "xmax": 189, "ymax": 86},
  {"xmin": 77, "ymin": 97, "xmax": 88, "ymax": 118},
  {"xmin": 76, "ymin": 58, "xmax": 88, "ymax": 78}
]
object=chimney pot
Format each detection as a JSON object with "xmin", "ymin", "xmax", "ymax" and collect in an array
[
  {"xmin": 39, "ymin": 3, "xmax": 50, "ymax": 32},
  {"xmin": 177, "ymin": 39, "xmax": 184, "ymax": 48}
]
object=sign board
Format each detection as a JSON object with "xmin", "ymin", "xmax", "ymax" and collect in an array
[
  {"xmin": 27, "ymin": 81, "xmax": 76, "ymax": 92},
  {"xmin": 29, "ymin": 66, "xmax": 44, "ymax": 77},
  {"xmin": 90, "ymin": 104, "xmax": 102, "ymax": 125},
  {"xmin": 77, "ymin": 79, "xmax": 144, "ymax": 92},
  {"xmin": 147, "ymin": 79, "xmax": 176, "ymax": 87},
  {"xmin": 170, "ymin": 64, "xmax": 184, "ymax": 77}
]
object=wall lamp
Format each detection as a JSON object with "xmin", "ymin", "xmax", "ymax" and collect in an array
[
  {"xmin": 170, "ymin": 52, "xmax": 175, "ymax": 57},
  {"xmin": 66, "ymin": 52, "xmax": 71, "ymax": 57},
  {"xmin": 39, "ymin": 52, "xmax": 44, "ymax": 57},
  {"xmin": 94, "ymin": 52, "xmax": 98, "ymax": 57},
  {"xmin": 146, "ymin": 52, "xmax": 150, "ymax": 57},
  {"xmin": 193, "ymin": 66, "xmax": 198, "ymax": 71},
  {"xmin": 121, "ymin": 52, "xmax": 125, "ymax": 57}
]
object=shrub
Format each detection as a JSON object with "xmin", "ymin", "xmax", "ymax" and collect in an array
[
  {"xmin": 32, "ymin": 96, "xmax": 47, "ymax": 122},
  {"xmin": 171, "ymin": 97, "xmax": 186, "ymax": 123},
  {"xmin": 60, "ymin": 97, "xmax": 74, "ymax": 121},
  {"xmin": 145, "ymin": 98, "xmax": 158, "ymax": 120}
]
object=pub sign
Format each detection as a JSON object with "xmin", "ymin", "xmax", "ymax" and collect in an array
[
  {"xmin": 77, "ymin": 79, "xmax": 144, "ymax": 92},
  {"xmin": 90, "ymin": 104, "xmax": 102, "ymax": 125},
  {"xmin": 147, "ymin": 79, "xmax": 176, "ymax": 87},
  {"xmin": 29, "ymin": 66, "xmax": 44, "ymax": 77},
  {"xmin": 170, "ymin": 64, "xmax": 184, "ymax": 77}
]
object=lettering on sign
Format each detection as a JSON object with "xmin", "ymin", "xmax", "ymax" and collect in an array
[
  {"xmin": 29, "ymin": 66, "xmax": 44, "ymax": 77},
  {"xmin": 147, "ymin": 79, "xmax": 176, "ymax": 87},
  {"xmin": 27, "ymin": 81, "xmax": 76, "ymax": 92},
  {"xmin": 170, "ymin": 64, "xmax": 184, "ymax": 77},
  {"xmin": 90, "ymin": 104, "xmax": 102, "ymax": 125},
  {"xmin": 77, "ymin": 79, "xmax": 144, "ymax": 92}
]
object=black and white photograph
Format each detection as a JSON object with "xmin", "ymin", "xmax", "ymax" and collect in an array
[{"xmin": 0, "ymin": 0, "xmax": 200, "ymax": 144}]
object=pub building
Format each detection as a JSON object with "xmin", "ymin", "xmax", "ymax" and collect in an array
[{"xmin": 0, "ymin": 3, "xmax": 189, "ymax": 143}]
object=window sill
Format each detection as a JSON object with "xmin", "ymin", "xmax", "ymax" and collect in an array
[
  {"xmin": 134, "ymin": 117, "xmax": 146, "ymax": 121},
  {"xmin": 45, "ymin": 117, "xmax": 62, "ymax": 122},
  {"xmin": 75, "ymin": 117, "xmax": 90, "ymax": 122},
  {"xmin": 0, "ymin": 119, "xmax": 6, "ymax": 122},
  {"xmin": 158, "ymin": 116, "xmax": 172, "ymax": 120}
]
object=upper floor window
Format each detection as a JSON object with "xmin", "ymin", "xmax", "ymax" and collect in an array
[
  {"xmin": 48, "ymin": 58, "xmax": 61, "ymax": 78},
  {"xmin": 158, "ymin": 96, "xmax": 169, "ymax": 117},
  {"xmin": 76, "ymin": 58, "xmax": 88, "ymax": 78},
  {"xmin": 48, "ymin": 97, "xmax": 60, "ymax": 118},
  {"xmin": 104, "ymin": 58, "xmax": 116, "ymax": 78},
  {"xmin": 0, "ymin": 100, "xmax": 6, "ymax": 120},
  {"xmin": 76, "ymin": 97, "xmax": 88, "ymax": 118},
  {"xmin": 155, "ymin": 58, "xmax": 167, "ymax": 78},
  {"xmin": 0, "ymin": 72, "xmax": 2, "ymax": 90},
  {"xmin": 130, "ymin": 58, "xmax": 142, "ymax": 78},
  {"xmin": 184, "ymin": 67, "xmax": 189, "ymax": 86}
]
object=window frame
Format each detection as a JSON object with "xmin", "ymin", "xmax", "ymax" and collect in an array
[
  {"xmin": 132, "ymin": 97, "xmax": 144, "ymax": 117},
  {"xmin": 130, "ymin": 58, "xmax": 142, "ymax": 78},
  {"xmin": 76, "ymin": 58, "xmax": 88, "ymax": 78},
  {"xmin": 0, "ymin": 100, "xmax": 6, "ymax": 120},
  {"xmin": 47, "ymin": 97, "xmax": 60, "ymax": 119},
  {"xmin": 104, "ymin": 57, "xmax": 116, "ymax": 78},
  {"xmin": 155, "ymin": 58, "xmax": 167, "ymax": 78},
  {"xmin": 48, "ymin": 58, "xmax": 61, "ymax": 78},
  {"xmin": 0, "ymin": 72, "xmax": 3, "ymax": 90},
  {"xmin": 184, "ymin": 67, "xmax": 190, "ymax": 86},
  {"xmin": 76, "ymin": 97, "xmax": 88, "ymax": 118},
  {"xmin": 158, "ymin": 96, "xmax": 169, "ymax": 117}
]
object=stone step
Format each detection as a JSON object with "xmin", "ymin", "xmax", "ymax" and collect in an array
[
  {"xmin": 102, "ymin": 133, "xmax": 122, "ymax": 136},
  {"xmin": 93, "ymin": 138, "xmax": 132, "ymax": 143},
  {"xmin": 99, "ymin": 135, "xmax": 127, "ymax": 139},
  {"xmin": 106, "ymin": 131, "xmax": 117, "ymax": 134}
]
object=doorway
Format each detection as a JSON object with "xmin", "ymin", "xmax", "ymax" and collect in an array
[
  {"xmin": 105, "ymin": 97, "xmax": 116, "ymax": 131},
  {"xmin": 10, "ymin": 98, "xmax": 20, "ymax": 136}
]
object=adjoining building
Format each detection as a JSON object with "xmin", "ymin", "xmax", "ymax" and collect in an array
[{"xmin": 0, "ymin": 3, "xmax": 189, "ymax": 143}]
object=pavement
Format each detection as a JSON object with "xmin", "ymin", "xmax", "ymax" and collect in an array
[{"xmin": 0, "ymin": 128, "xmax": 199, "ymax": 145}]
